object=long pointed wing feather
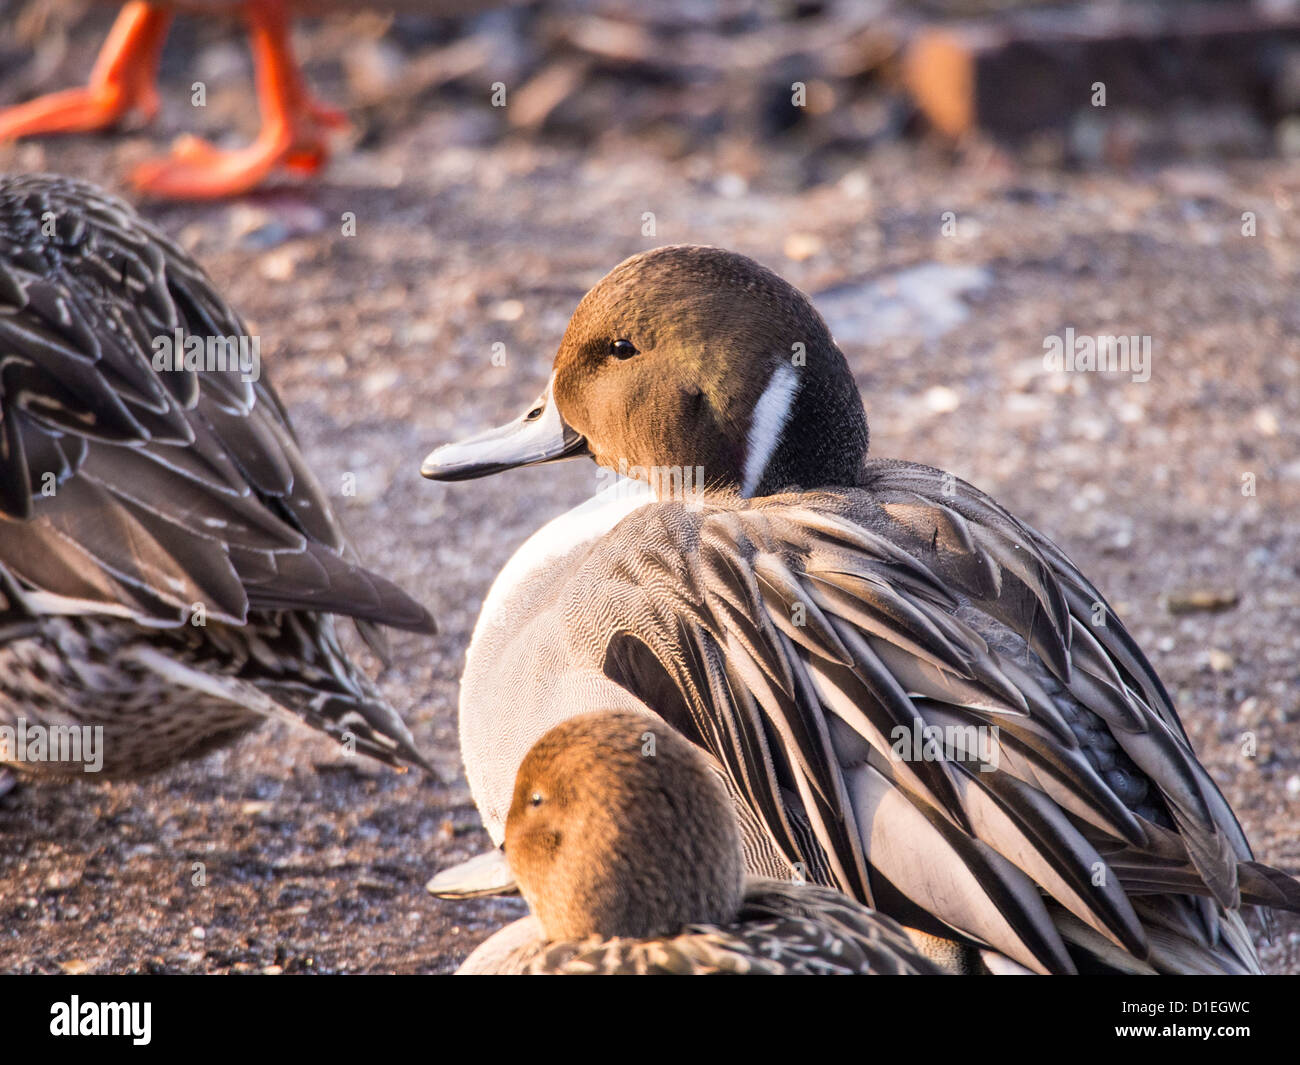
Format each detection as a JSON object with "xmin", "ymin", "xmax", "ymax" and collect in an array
[{"xmin": 577, "ymin": 460, "xmax": 1287, "ymax": 972}]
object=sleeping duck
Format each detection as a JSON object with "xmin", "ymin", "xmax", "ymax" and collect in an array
[
  {"xmin": 422, "ymin": 243, "xmax": 1300, "ymax": 975},
  {"xmin": 458, "ymin": 710, "xmax": 944, "ymax": 975},
  {"xmin": 0, "ymin": 1, "xmax": 510, "ymax": 199},
  {"xmin": 0, "ymin": 173, "xmax": 434, "ymax": 777}
]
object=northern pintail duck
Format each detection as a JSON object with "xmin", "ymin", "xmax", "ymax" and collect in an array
[
  {"xmin": 423, "ymin": 244, "xmax": 1300, "ymax": 975},
  {"xmin": 0, "ymin": 173, "xmax": 434, "ymax": 777},
  {"xmin": 458, "ymin": 710, "xmax": 943, "ymax": 975},
  {"xmin": 0, "ymin": 1, "xmax": 515, "ymax": 199}
]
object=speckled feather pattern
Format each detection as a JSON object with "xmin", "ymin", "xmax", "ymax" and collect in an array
[
  {"xmin": 463, "ymin": 880, "xmax": 943, "ymax": 975},
  {"xmin": 0, "ymin": 174, "xmax": 433, "ymax": 776}
]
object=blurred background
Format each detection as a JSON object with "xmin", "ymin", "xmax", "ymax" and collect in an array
[
  {"xmin": 4, "ymin": 1, "xmax": 1300, "ymax": 179},
  {"xmin": 0, "ymin": 0, "xmax": 1297, "ymax": 974}
]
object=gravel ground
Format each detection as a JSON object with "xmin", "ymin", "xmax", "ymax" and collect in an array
[{"xmin": 0, "ymin": 6, "xmax": 1297, "ymax": 974}]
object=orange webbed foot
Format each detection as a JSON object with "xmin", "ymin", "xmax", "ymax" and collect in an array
[
  {"xmin": 129, "ymin": 119, "xmax": 336, "ymax": 199},
  {"xmin": 0, "ymin": 84, "xmax": 139, "ymax": 140},
  {"xmin": 129, "ymin": 0, "xmax": 347, "ymax": 199},
  {"xmin": 0, "ymin": 3, "xmax": 170, "ymax": 141}
]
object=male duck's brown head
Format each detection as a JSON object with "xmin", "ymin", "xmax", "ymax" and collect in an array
[
  {"xmin": 503, "ymin": 710, "xmax": 745, "ymax": 942},
  {"xmin": 422, "ymin": 245, "xmax": 868, "ymax": 496}
]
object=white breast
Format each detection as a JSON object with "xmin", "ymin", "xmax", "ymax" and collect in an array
[
  {"xmin": 470, "ymin": 477, "xmax": 656, "ymax": 648},
  {"xmin": 459, "ymin": 477, "xmax": 657, "ymax": 842}
]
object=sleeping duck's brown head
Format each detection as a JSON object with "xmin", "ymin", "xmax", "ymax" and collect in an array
[
  {"xmin": 422, "ymin": 245, "xmax": 868, "ymax": 496},
  {"xmin": 503, "ymin": 710, "xmax": 745, "ymax": 942}
]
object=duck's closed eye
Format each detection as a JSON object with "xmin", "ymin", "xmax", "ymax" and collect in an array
[{"xmin": 609, "ymin": 339, "xmax": 639, "ymax": 359}]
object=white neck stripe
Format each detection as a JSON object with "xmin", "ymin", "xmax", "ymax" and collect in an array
[{"xmin": 741, "ymin": 362, "xmax": 800, "ymax": 497}]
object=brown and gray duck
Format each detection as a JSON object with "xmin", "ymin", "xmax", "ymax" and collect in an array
[
  {"xmin": 0, "ymin": 173, "xmax": 434, "ymax": 778},
  {"xmin": 458, "ymin": 710, "xmax": 943, "ymax": 975}
]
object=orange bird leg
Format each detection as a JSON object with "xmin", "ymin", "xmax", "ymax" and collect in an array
[
  {"xmin": 0, "ymin": 3, "xmax": 172, "ymax": 140},
  {"xmin": 131, "ymin": 0, "xmax": 347, "ymax": 199}
]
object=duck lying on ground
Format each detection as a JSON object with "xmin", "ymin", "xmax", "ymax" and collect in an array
[
  {"xmin": 458, "ymin": 710, "xmax": 944, "ymax": 975},
  {"xmin": 423, "ymin": 243, "xmax": 1300, "ymax": 974},
  {"xmin": 0, "ymin": 173, "xmax": 434, "ymax": 777}
]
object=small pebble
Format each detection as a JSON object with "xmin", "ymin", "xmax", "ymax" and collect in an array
[
  {"xmin": 1166, "ymin": 588, "xmax": 1239, "ymax": 615},
  {"xmin": 363, "ymin": 369, "xmax": 401, "ymax": 396},
  {"xmin": 43, "ymin": 870, "xmax": 80, "ymax": 893},
  {"xmin": 489, "ymin": 299, "xmax": 524, "ymax": 322},
  {"xmin": 715, "ymin": 173, "xmax": 748, "ymax": 198},
  {"xmin": 924, "ymin": 385, "xmax": 961, "ymax": 413},
  {"xmin": 1254, "ymin": 408, "xmax": 1280, "ymax": 437},
  {"xmin": 783, "ymin": 233, "xmax": 824, "ymax": 261},
  {"xmin": 259, "ymin": 248, "xmax": 299, "ymax": 282},
  {"xmin": 1204, "ymin": 649, "xmax": 1234, "ymax": 673}
]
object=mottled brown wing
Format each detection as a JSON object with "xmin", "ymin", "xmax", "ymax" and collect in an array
[
  {"xmin": 465, "ymin": 881, "xmax": 942, "ymax": 975},
  {"xmin": 0, "ymin": 174, "xmax": 433, "ymax": 635},
  {"xmin": 0, "ymin": 174, "xmax": 433, "ymax": 770}
]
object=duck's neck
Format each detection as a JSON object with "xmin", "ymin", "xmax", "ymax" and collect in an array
[{"xmin": 751, "ymin": 365, "xmax": 869, "ymax": 496}]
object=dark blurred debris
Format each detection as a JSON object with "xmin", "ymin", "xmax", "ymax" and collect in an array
[
  {"xmin": 903, "ymin": 3, "xmax": 1300, "ymax": 154},
  {"xmin": 226, "ymin": 201, "xmax": 328, "ymax": 248},
  {"xmin": 4, "ymin": 1, "xmax": 1298, "ymax": 175}
]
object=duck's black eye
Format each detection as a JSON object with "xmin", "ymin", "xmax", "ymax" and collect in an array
[
  {"xmin": 529, "ymin": 791, "xmax": 544, "ymax": 807},
  {"xmin": 609, "ymin": 339, "xmax": 638, "ymax": 359},
  {"xmin": 524, "ymin": 405, "xmax": 544, "ymax": 421}
]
